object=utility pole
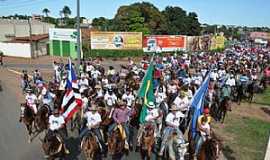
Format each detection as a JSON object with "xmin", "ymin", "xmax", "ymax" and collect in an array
[
  {"xmin": 28, "ymin": 18, "xmax": 33, "ymax": 58},
  {"xmin": 76, "ymin": 0, "xmax": 81, "ymax": 72}
]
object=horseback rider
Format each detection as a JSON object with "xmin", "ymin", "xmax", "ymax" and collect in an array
[
  {"xmin": 155, "ymin": 85, "xmax": 167, "ymax": 107},
  {"xmin": 136, "ymin": 101, "xmax": 162, "ymax": 149},
  {"xmin": 195, "ymin": 116, "xmax": 211, "ymax": 156},
  {"xmin": 108, "ymin": 100, "xmax": 134, "ymax": 148},
  {"xmin": 104, "ymin": 88, "xmax": 117, "ymax": 109},
  {"xmin": 79, "ymin": 105, "xmax": 106, "ymax": 154},
  {"xmin": 173, "ymin": 91, "xmax": 190, "ymax": 112},
  {"xmin": 158, "ymin": 105, "xmax": 185, "ymax": 156},
  {"xmin": 79, "ymin": 73, "xmax": 89, "ymax": 93},
  {"xmin": 21, "ymin": 70, "xmax": 30, "ymax": 92},
  {"xmin": 47, "ymin": 108, "xmax": 69, "ymax": 156},
  {"xmin": 25, "ymin": 88, "xmax": 38, "ymax": 115},
  {"xmin": 38, "ymin": 85, "xmax": 55, "ymax": 112},
  {"xmin": 122, "ymin": 89, "xmax": 135, "ymax": 108}
]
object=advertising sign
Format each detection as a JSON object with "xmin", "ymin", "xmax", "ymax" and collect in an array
[
  {"xmin": 210, "ymin": 35, "xmax": 226, "ymax": 50},
  {"xmin": 49, "ymin": 28, "xmax": 78, "ymax": 42},
  {"xmin": 143, "ymin": 35, "xmax": 186, "ymax": 52},
  {"xmin": 91, "ymin": 32, "xmax": 142, "ymax": 49}
]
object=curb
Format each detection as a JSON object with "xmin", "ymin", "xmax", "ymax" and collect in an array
[{"xmin": 7, "ymin": 68, "xmax": 33, "ymax": 79}]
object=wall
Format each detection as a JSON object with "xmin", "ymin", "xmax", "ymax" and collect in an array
[
  {"xmin": 49, "ymin": 40, "xmax": 77, "ymax": 59},
  {"xmin": 0, "ymin": 19, "xmax": 55, "ymax": 42},
  {"xmin": 0, "ymin": 42, "xmax": 31, "ymax": 58}
]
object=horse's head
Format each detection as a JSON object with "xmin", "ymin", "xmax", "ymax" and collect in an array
[
  {"xmin": 81, "ymin": 133, "xmax": 99, "ymax": 159},
  {"xmin": 171, "ymin": 133, "xmax": 189, "ymax": 160},
  {"xmin": 42, "ymin": 133, "xmax": 63, "ymax": 157},
  {"xmin": 108, "ymin": 128, "xmax": 124, "ymax": 155}
]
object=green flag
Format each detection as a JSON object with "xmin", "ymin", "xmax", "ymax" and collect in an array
[{"xmin": 138, "ymin": 61, "xmax": 155, "ymax": 124}]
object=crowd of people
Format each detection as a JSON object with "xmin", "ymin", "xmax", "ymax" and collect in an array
[{"xmin": 19, "ymin": 43, "xmax": 270, "ymax": 159}]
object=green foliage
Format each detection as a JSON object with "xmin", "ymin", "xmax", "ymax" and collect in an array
[
  {"xmin": 62, "ymin": 6, "xmax": 71, "ymax": 18},
  {"xmin": 91, "ymin": 2, "xmax": 201, "ymax": 35},
  {"xmin": 83, "ymin": 49, "xmax": 144, "ymax": 58},
  {"xmin": 222, "ymin": 116, "xmax": 269, "ymax": 160},
  {"xmin": 42, "ymin": 8, "xmax": 50, "ymax": 17}
]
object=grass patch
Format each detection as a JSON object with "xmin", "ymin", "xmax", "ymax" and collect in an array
[
  {"xmin": 213, "ymin": 115, "xmax": 270, "ymax": 160},
  {"xmin": 254, "ymin": 87, "xmax": 270, "ymax": 106}
]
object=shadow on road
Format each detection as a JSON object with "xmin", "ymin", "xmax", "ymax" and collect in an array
[
  {"xmin": 66, "ymin": 137, "xmax": 81, "ymax": 160},
  {"xmin": 222, "ymin": 145, "xmax": 236, "ymax": 160}
]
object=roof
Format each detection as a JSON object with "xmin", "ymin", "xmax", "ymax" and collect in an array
[
  {"xmin": 7, "ymin": 34, "xmax": 49, "ymax": 43},
  {"xmin": 15, "ymin": 34, "xmax": 48, "ymax": 41}
]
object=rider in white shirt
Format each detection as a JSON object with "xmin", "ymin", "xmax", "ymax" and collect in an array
[
  {"xmin": 25, "ymin": 88, "xmax": 38, "ymax": 114},
  {"xmin": 79, "ymin": 74, "xmax": 89, "ymax": 93},
  {"xmin": 173, "ymin": 91, "xmax": 190, "ymax": 112},
  {"xmin": 155, "ymin": 86, "xmax": 167, "ymax": 106},
  {"xmin": 104, "ymin": 89, "xmax": 118, "ymax": 108},
  {"xmin": 38, "ymin": 87, "xmax": 55, "ymax": 112},
  {"xmin": 47, "ymin": 109, "xmax": 69, "ymax": 155},
  {"xmin": 136, "ymin": 102, "xmax": 162, "ymax": 149},
  {"xmin": 122, "ymin": 89, "xmax": 135, "ymax": 108},
  {"xmin": 79, "ymin": 105, "xmax": 106, "ymax": 154},
  {"xmin": 91, "ymin": 69, "xmax": 101, "ymax": 80},
  {"xmin": 159, "ymin": 105, "xmax": 185, "ymax": 156}
]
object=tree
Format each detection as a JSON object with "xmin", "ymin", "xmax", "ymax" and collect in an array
[
  {"xmin": 62, "ymin": 6, "xmax": 71, "ymax": 18},
  {"xmin": 92, "ymin": 17, "xmax": 111, "ymax": 31},
  {"xmin": 186, "ymin": 12, "xmax": 201, "ymax": 36},
  {"xmin": 42, "ymin": 8, "xmax": 50, "ymax": 17}
]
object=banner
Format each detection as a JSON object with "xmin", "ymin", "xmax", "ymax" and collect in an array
[
  {"xmin": 91, "ymin": 32, "xmax": 142, "ymax": 50},
  {"xmin": 210, "ymin": 35, "xmax": 226, "ymax": 50},
  {"xmin": 187, "ymin": 35, "xmax": 211, "ymax": 51},
  {"xmin": 49, "ymin": 28, "xmax": 78, "ymax": 42},
  {"xmin": 143, "ymin": 35, "xmax": 186, "ymax": 52}
]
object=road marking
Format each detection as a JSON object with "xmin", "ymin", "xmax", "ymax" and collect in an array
[
  {"xmin": 7, "ymin": 68, "xmax": 33, "ymax": 79},
  {"xmin": 265, "ymin": 134, "xmax": 270, "ymax": 160}
]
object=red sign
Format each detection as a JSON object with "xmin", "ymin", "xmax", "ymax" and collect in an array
[{"xmin": 143, "ymin": 35, "xmax": 186, "ymax": 52}]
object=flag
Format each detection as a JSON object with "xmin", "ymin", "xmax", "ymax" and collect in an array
[
  {"xmin": 138, "ymin": 61, "xmax": 155, "ymax": 124},
  {"xmin": 61, "ymin": 58, "xmax": 82, "ymax": 122},
  {"xmin": 190, "ymin": 72, "xmax": 210, "ymax": 139}
]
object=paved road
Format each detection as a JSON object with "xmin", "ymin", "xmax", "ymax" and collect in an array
[{"xmin": 0, "ymin": 68, "xmax": 143, "ymax": 160}]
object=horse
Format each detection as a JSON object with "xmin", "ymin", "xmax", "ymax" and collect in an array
[
  {"xmin": 218, "ymin": 96, "xmax": 230, "ymax": 123},
  {"xmin": 41, "ymin": 131, "xmax": 66, "ymax": 160},
  {"xmin": 20, "ymin": 103, "xmax": 35, "ymax": 143},
  {"xmin": 35, "ymin": 104, "xmax": 49, "ymax": 132},
  {"xmin": 107, "ymin": 127, "xmax": 128, "ymax": 160},
  {"xmin": 163, "ymin": 132, "xmax": 189, "ymax": 160},
  {"xmin": 70, "ymin": 108, "xmax": 83, "ymax": 133},
  {"xmin": 81, "ymin": 131, "xmax": 102, "ymax": 160},
  {"xmin": 140, "ymin": 124, "xmax": 155, "ymax": 160},
  {"xmin": 246, "ymin": 81, "xmax": 255, "ymax": 103},
  {"xmin": 197, "ymin": 137, "xmax": 220, "ymax": 160}
]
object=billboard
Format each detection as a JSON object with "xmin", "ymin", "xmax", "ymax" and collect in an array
[
  {"xmin": 49, "ymin": 28, "xmax": 78, "ymax": 42},
  {"xmin": 143, "ymin": 35, "xmax": 186, "ymax": 52},
  {"xmin": 210, "ymin": 35, "xmax": 226, "ymax": 50},
  {"xmin": 91, "ymin": 32, "xmax": 142, "ymax": 50}
]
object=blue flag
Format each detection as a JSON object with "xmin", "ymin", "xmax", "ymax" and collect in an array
[{"xmin": 190, "ymin": 73, "xmax": 210, "ymax": 139}]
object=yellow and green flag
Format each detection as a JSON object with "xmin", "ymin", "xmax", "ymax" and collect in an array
[{"xmin": 138, "ymin": 61, "xmax": 155, "ymax": 124}]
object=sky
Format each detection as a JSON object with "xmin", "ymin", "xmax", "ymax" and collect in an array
[{"xmin": 0, "ymin": 0, "xmax": 269, "ymax": 27}]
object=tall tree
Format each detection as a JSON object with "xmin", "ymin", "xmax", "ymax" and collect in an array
[
  {"xmin": 62, "ymin": 6, "xmax": 71, "ymax": 18},
  {"xmin": 186, "ymin": 12, "xmax": 201, "ymax": 36},
  {"xmin": 42, "ymin": 8, "xmax": 50, "ymax": 17}
]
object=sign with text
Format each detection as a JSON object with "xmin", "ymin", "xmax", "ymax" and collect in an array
[
  {"xmin": 143, "ymin": 35, "xmax": 186, "ymax": 52},
  {"xmin": 91, "ymin": 32, "xmax": 142, "ymax": 49},
  {"xmin": 49, "ymin": 28, "xmax": 78, "ymax": 42}
]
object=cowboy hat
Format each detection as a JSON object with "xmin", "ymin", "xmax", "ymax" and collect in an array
[
  {"xmin": 95, "ymin": 85, "xmax": 102, "ymax": 89},
  {"xmin": 147, "ymin": 101, "xmax": 155, "ymax": 108}
]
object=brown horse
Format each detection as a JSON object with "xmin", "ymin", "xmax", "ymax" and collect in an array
[
  {"xmin": 42, "ymin": 132, "xmax": 65, "ymax": 160},
  {"xmin": 20, "ymin": 103, "xmax": 35, "ymax": 143},
  {"xmin": 107, "ymin": 127, "xmax": 128, "ymax": 160},
  {"xmin": 219, "ymin": 97, "xmax": 230, "ymax": 123},
  {"xmin": 35, "ymin": 104, "xmax": 49, "ymax": 132},
  {"xmin": 140, "ymin": 124, "xmax": 155, "ymax": 160},
  {"xmin": 81, "ymin": 132, "xmax": 102, "ymax": 160},
  {"xmin": 197, "ymin": 137, "xmax": 220, "ymax": 160}
]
